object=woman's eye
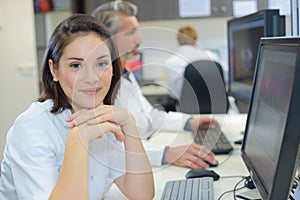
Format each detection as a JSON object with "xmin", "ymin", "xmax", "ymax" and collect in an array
[
  {"xmin": 70, "ymin": 63, "xmax": 81, "ymax": 69},
  {"xmin": 96, "ymin": 61, "xmax": 108, "ymax": 68}
]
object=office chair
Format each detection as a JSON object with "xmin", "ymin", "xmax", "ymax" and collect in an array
[{"xmin": 177, "ymin": 60, "xmax": 229, "ymax": 114}]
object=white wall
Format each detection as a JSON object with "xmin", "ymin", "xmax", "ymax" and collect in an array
[
  {"xmin": 138, "ymin": 17, "xmax": 231, "ymax": 81},
  {"xmin": 0, "ymin": 0, "xmax": 39, "ymax": 160}
]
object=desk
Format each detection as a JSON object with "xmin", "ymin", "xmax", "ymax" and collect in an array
[
  {"xmin": 140, "ymin": 84, "xmax": 170, "ymax": 96},
  {"xmin": 104, "ymin": 114, "xmax": 250, "ymax": 200}
]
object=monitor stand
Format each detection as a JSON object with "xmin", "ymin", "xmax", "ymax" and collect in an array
[{"xmin": 236, "ymin": 189, "xmax": 262, "ymax": 200}]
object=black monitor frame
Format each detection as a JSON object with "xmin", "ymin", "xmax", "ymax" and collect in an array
[
  {"xmin": 241, "ymin": 37, "xmax": 300, "ymax": 200},
  {"xmin": 227, "ymin": 9, "xmax": 286, "ymax": 104}
]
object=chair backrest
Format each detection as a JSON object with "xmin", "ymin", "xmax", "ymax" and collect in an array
[{"xmin": 178, "ymin": 60, "xmax": 229, "ymax": 114}]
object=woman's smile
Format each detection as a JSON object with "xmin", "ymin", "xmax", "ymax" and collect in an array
[{"xmin": 80, "ymin": 87, "xmax": 101, "ymax": 96}]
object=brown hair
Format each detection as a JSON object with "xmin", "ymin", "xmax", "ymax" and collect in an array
[
  {"xmin": 38, "ymin": 14, "xmax": 122, "ymax": 113},
  {"xmin": 177, "ymin": 26, "xmax": 198, "ymax": 46}
]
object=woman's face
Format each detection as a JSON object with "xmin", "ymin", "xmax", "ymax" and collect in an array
[{"xmin": 50, "ymin": 33, "xmax": 113, "ymax": 111}]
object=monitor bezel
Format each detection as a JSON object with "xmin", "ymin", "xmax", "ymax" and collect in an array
[{"xmin": 241, "ymin": 36, "xmax": 300, "ymax": 200}]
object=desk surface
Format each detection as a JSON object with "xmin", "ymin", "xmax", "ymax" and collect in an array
[
  {"xmin": 140, "ymin": 84, "xmax": 170, "ymax": 96},
  {"xmin": 104, "ymin": 114, "xmax": 251, "ymax": 200}
]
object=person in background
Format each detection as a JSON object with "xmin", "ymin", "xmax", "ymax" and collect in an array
[
  {"xmin": 165, "ymin": 26, "xmax": 239, "ymax": 114},
  {"xmin": 92, "ymin": 1, "xmax": 218, "ymax": 169},
  {"xmin": 0, "ymin": 14, "xmax": 154, "ymax": 200},
  {"xmin": 165, "ymin": 26, "xmax": 224, "ymax": 100}
]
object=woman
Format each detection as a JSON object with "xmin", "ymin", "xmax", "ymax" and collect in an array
[{"xmin": 0, "ymin": 14, "xmax": 154, "ymax": 200}]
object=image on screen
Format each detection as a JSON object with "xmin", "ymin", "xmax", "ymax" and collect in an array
[{"xmin": 231, "ymin": 27, "xmax": 263, "ymax": 86}]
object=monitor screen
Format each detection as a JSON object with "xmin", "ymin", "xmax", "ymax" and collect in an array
[
  {"xmin": 241, "ymin": 37, "xmax": 300, "ymax": 200},
  {"xmin": 227, "ymin": 9, "xmax": 285, "ymax": 104}
]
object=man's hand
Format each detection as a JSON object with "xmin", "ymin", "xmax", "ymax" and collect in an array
[
  {"xmin": 164, "ymin": 143, "xmax": 217, "ymax": 169},
  {"xmin": 189, "ymin": 116, "xmax": 220, "ymax": 131}
]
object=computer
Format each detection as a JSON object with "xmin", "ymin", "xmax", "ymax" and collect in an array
[
  {"xmin": 161, "ymin": 37, "xmax": 300, "ymax": 200},
  {"xmin": 240, "ymin": 36, "xmax": 300, "ymax": 200},
  {"xmin": 227, "ymin": 9, "xmax": 286, "ymax": 109}
]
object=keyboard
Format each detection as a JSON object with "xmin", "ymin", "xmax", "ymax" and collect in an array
[
  {"xmin": 161, "ymin": 177, "xmax": 214, "ymax": 200},
  {"xmin": 193, "ymin": 128, "xmax": 234, "ymax": 154}
]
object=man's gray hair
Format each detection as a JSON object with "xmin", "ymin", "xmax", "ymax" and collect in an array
[{"xmin": 91, "ymin": 1, "xmax": 137, "ymax": 34}]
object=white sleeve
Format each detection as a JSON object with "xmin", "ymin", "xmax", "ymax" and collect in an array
[
  {"xmin": 107, "ymin": 134, "xmax": 126, "ymax": 180},
  {"xmin": 129, "ymin": 73, "xmax": 192, "ymax": 134},
  {"xmin": 147, "ymin": 109, "xmax": 191, "ymax": 133},
  {"xmin": 7, "ymin": 117, "xmax": 61, "ymax": 199},
  {"xmin": 116, "ymin": 73, "xmax": 191, "ymax": 138}
]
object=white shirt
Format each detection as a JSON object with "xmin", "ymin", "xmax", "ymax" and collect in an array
[
  {"xmin": 0, "ymin": 100, "xmax": 125, "ymax": 200},
  {"xmin": 165, "ymin": 45, "xmax": 221, "ymax": 99},
  {"xmin": 114, "ymin": 72, "xmax": 191, "ymax": 166}
]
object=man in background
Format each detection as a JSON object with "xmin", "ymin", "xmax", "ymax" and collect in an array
[{"xmin": 92, "ymin": 1, "xmax": 218, "ymax": 169}]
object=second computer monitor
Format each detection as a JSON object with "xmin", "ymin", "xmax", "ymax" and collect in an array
[{"xmin": 227, "ymin": 9, "xmax": 286, "ymax": 105}]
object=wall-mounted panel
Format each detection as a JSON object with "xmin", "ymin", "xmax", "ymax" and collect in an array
[{"xmin": 74, "ymin": 0, "xmax": 269, "ymax": 21}]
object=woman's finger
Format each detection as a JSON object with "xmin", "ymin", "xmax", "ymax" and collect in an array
[
  {"xmin": 67, "ymin": 105, "xmax": 114, "ymax": 127},
  {"xmin": 76, "ymin": 121, "xmax": 125, "ymax": 142}
]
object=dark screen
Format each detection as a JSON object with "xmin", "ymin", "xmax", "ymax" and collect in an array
[
  {"xmin": 244, "ymin": 44, "xmax": 297, "ymax": 195},
  {"xmin": 228, "ymin": 17, "xmax": 265, "ymax": 102}
]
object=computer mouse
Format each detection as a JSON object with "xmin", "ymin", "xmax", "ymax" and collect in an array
[
  {"xmin": 203, "ymin": 159, "xmax": 218, "ymax": 168},
  {"xmin": 185, "ymin": 168, "xmax": 220, "ymax": 181}
]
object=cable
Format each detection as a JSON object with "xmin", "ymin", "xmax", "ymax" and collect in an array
[
  {"xmin": 221, "ymin": 175, "xmax": 247, "ymax": 179},
  {"xmin": 233, "ymin": 177, "xmax": 247, "ymax": 200},
  {"xmin": 218, "ymin": 188, "xmax": 235, "ymax": 200},
  {"xmin": 218, "ymin": 185, "xmax": 246, "ymax": 200},
  {"xmin": 220, "ymin": 174, "xmax": 300, "ymax": 200},
  {"xmin": 217, "ymin": 176, "xmax": 247, "ymax": 200}
]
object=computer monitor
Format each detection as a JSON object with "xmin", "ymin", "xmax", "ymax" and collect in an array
[
  {"xmin": 227, "ymin": 9, "xmax": 286, "ymax": 104},
  {"xmin": 241, "ymin": 37, "xmax": 300, "ymax": 200}
]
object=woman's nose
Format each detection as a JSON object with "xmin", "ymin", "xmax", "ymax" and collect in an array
[{"xmin": 82, "ymin": 65, "xmax": 100, "ymax": 83}]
